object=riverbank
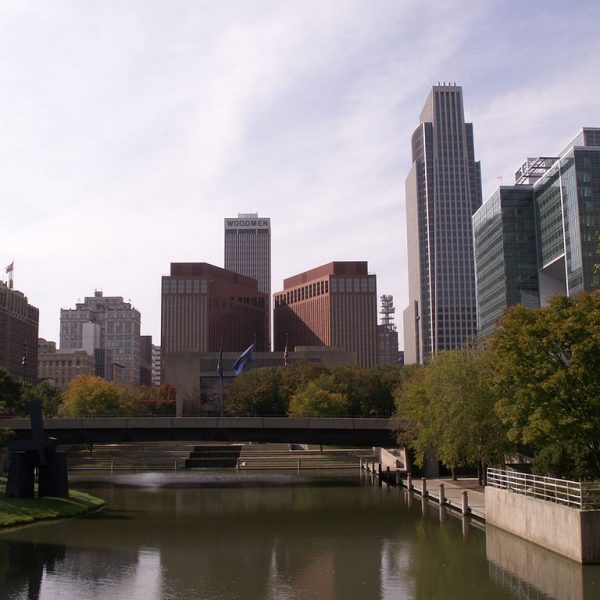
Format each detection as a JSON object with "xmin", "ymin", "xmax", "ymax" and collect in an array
[{"xmin": 0, "ymin": 476, "xmax": 105, "ymax": 529}]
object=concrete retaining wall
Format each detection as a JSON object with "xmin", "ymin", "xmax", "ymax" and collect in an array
[
  {"xmin": 375, "ymin": 447, "xmax": 406, "ymax": 471},
  {"xmin": 485, "ymin": 486, "xmax": 600, "ymax": 563}
]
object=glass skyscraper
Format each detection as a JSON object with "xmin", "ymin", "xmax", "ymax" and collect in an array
[
  {"xmin": 473, "ymin": 128, "xmax": 600, "ymax": 337},
  {"xmin": 403, "ymin": 84, "xmax": 482, "ymax": 364}
]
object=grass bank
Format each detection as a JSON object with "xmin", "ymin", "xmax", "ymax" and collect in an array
[{"xmin": 0, "ymin": 476, "xmax": 105, "ymax": 528}]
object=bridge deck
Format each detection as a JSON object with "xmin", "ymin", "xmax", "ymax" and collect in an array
[{"xmin": 1, "ymin": 416, "xmax": 395, "ymax": 446}]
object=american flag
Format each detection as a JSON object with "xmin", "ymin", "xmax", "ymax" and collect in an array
[
  {"xmin": 5, "ymin": 262, "xmax": 13, "ymax": 273},
  {"xmin": 283, "ymin": 342, "xmax": 289, "ymax": 366}
]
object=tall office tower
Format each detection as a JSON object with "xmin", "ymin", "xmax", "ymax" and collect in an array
[
  {"xmin": 273, "ymin": 261, "xmax": 378, "ymax": 368},
  {"xmin": 403, "ymin": 84, "xmax": 482, "ymax": 364},
  {"xmin": 473, "ymin": 128, "xmax": 600, "ymax": 337},
  {"xmin": 0, "ymin": 281, "xmax": 39, "ymax": 383},
  {"xmin": 224, "ymin": 213, "xmax": 271, "ymax": 348},
  {"xmin": 60, "ymin": 291, "xmax": 142, "ymax": 385},
  {"xmin": 161, "ymin": 262, "xmax": 268, "ymax": 358}
]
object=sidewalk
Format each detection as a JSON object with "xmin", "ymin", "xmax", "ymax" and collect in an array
[{"xmin": 410, "ymin": 477, "xmax": 486, "ymax": 519}]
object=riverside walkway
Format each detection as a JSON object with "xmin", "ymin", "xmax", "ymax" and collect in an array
[{"xmin": 410, "ymin": 477, "xmax": 486, "ymax": 519}]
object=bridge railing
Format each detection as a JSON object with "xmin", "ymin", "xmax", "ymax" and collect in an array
[{"xmin": 487, "ymin": 467, "xmax": 600, "ymax": 510}]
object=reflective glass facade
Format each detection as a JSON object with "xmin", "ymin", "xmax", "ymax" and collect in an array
[
  {"xmin": 474, "ymin": 128, "xmax": 600, "ymax": 337},
  {"xmin": 473, "ymin": 187, "xmax": 538, "ymax": 338}
]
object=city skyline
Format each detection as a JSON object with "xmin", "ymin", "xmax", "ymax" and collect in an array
[{"xmin": 2, "ymin": 1, "xmax": 600, "ymax": 346}]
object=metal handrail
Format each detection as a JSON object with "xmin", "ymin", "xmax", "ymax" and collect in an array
[{"xmin": 487, "ymin": 468, "xmax": 600, "ymax": 510}]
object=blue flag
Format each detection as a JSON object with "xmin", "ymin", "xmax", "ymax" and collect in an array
[{"xmin": 232, "ymin": 343, "xmax": 255, "ymax": 375}]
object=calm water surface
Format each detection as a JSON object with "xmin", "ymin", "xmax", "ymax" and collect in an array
[{"xmin": 1, "ymin": 471, "xmax": 599, "ymax": 600}]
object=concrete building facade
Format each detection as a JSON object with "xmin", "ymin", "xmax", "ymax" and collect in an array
[
  {"xmin": 403, "ymin": 84, "xmax": 482, "ymax": 364},
  {"xmin": 0, "ymin": 281, "xmax": 39, "ymax": 383},
  {"xmin": 37, "ymin": 341, "xmax": 95, "ymax": 389},
  {"xmin": 60, "ymin": 291, "xmax": 142, "ymax": 385},
  {"xmin": 166, "ymin": 347, "xmax": 357, "ymax": 416},
  {"xmin": 273, "ymin": 261, "xmax": 378, "ymax": 368}
]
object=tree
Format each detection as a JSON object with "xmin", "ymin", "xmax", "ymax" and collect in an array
[
  {"xmin": 393, "ymin": 350, "xmax": 509, "ymax": 480},
  {"xmin": 20, "ymin": 381, "xmax": 63, "ymax": 417},
  {"xmin": 0, "ymin": 367, "xmax": 25, "ymax": 416},
  {"xmin": 278, "ymin": 361, "xmax": 329, "ymax": 406},
  {"xmin": 227, "ymin": 368, "xmax": 285, "ymax": 416},
  {"xmin": 288, "ymin": 374, "xmax": 348, "ymax": 417},
  {"xmin": 486, "ymin": 291, "xmax": 600, "ymax": 477},
  {"xmin": 58, "ymin": 376, "xmax": 122, "ymax": 417}
]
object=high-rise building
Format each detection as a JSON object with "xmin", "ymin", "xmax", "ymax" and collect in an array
[
  {"xmin": 60, "ymin": 291, "xmax": 142, "ymax": 384},
  {"xmin": 161, "ymin": 262, "xmax": 268, "ymax": 356},
  {"xmin": 473, "ymin": 128, "xmax": 600, "ymax": 336},
  {"xmin": 273, "ymin": 261, "xmax": 378, "ymax": 368},
  {"xmin": 224, "ymin": 213, "xmax": 271, "ymax": 348},
  {"xmin": 0, "ymin": 281, "xmax": 39, "ymax": 383},
  {"xmin": 403, "ymin": 84, "xmax": 482, "ymax": 364}
]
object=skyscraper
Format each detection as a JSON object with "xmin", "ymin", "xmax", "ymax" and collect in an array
[
  {"xmin": 473, "ymin": 128, "xmax": 600, "ymax": 337},
  {"xmin": 403, "ymin": 84, "xmax": 482, "ymax": 364},
  {"xmin": 224, "ymin": 213, "xmax": 271, "ymax": 348}
]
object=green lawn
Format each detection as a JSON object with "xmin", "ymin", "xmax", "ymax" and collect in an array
[{"xmin": 0, "ymin": 476, "xmax": 105, "ymax": 528}]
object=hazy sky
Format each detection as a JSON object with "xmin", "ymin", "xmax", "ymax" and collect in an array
[{"xmin": 1, "ymin": 0, "xmax": 599, "ymax": 347}]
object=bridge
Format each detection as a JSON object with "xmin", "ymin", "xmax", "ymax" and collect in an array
[{"xmin": 2, "ymin": 416, "xmax": 396, "ymax": 447}]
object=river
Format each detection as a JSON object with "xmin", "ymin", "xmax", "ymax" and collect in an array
[{"xmin": 1, "ymin": 470, "xmax": 599, "ymax": 599}]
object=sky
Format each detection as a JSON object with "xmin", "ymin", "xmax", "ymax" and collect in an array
[{"xmin": 1, "ymin": 0, "xmax": 599, "ymax": 348}]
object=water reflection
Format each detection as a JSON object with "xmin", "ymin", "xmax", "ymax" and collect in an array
[
  {"xmin": 1, "ymin": 472, "xmax": 599, "ymax": 599},
  {"xmin": 486, "ymin": 525, "xmax": 600, "ymax": 600}
]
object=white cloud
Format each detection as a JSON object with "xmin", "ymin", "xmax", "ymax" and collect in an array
[{"xmin": 1, "ymin": 0, "xmax": 599, "ymax": 348}]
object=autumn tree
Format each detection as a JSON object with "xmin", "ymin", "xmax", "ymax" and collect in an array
[
  {"xmin": 58, "ymin": 376, "xmax": 122, "ymax": 417},
  {"xmin": 486, "ymin": 291, "xmax": 600, "ymax": 478},
  {"xmin": 288, "ymin": 374, "xmax": 348, "ymax": 417}
]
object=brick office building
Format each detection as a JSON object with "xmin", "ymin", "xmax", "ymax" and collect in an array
[
  {"xmin": 161, "ymin": 262, "xmax": 268, "ymax": 356},
  {"xmin": 273, "ymin": 262, "xmax": 378, "ymax": 368},
  {"xmin": 0, "ymin": 281, "xmax": 39, "ymax": 383}
]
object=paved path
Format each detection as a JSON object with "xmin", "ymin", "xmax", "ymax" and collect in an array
[{"xmin": 410, "ymin": 477, "xmax": 486, "ymax": 519}]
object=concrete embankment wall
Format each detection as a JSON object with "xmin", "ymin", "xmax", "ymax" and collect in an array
[{"xmin": 485, "ymin": 486, "xmax": 600, "ymax": 564}]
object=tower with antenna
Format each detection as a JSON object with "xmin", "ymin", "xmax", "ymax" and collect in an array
[{"xmin": 377, "ymin": 295, "xmax": 401, "ymax": 364}]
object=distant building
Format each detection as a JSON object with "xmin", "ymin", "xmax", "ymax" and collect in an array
[
  {"xmin": 473, "ymin": 128, "xmax": 600, "ymax": 337},
  {"xmin": 37, "ymin": 341, "xmax": 95, "ymax": 388},
  {"xmin": 60, "ymin": 291, "xmax": 142, "ymax": 385},
  {"xmin": 161, "ymin": 262, "xmax": 269, "ymax": 410},
  {"xmin": 151, "ymin": 344, "xmax": 161, "ymax": 386},
  {"xmin": 224, "ymin": 213, "xmax": 271, "ymax": 348},
  {"xmin": 273, "ymin": 261, "xmax": 378, "ymax": 368},
  {"xmin": 377, "ymin": 295, "xmax": 401, "ymax": 365},
  {"xmin": 140, "ymin": 335, "xmax": 153, "ymax": 386},
  {"xmin": 0, "ymin": 281, "xmax": 39, "ymax": 383},
  {"xmin": 403, "ymin": 84, "xmax": 482, "ymax": 364}
]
